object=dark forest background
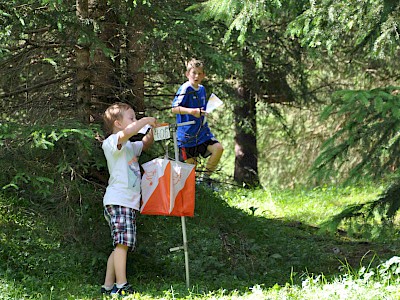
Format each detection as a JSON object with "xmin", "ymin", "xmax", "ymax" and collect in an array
[{"xmin": 1, "ymin": 0, "xmax": 399, "ymax": 234}]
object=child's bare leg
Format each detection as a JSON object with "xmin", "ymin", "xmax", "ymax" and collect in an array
[
  {"xmin": 104, "ymin": 251, "xmax": 116, "ymax": 287},
  {"xmin": 185, "ymin": 157, "xmax": 197, "ymax": 165},
  {"xmin": 205, "ymin": 142, "xmax": 224, "ymax": 176},
  {"xmin": 113, "ymin": 244, "xmax": 128, "ymax": 285}
]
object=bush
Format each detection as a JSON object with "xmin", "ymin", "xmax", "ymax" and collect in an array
[{"xmin": 0, "ymin": 120, "xmax": 106, "ymax": 202}]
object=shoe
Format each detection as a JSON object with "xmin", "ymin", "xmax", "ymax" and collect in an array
[
  {"xmin": 199, "ymin": 174, "xmax": 211, "ymax": 187},
  {"xmin": 209, "ymin": 183, "xmax": 220, "ymax": 192},
  {"xmin": 111, "ymin": 283, "xmax": 135, "ymax": 296},
  {"xmin": 100, "ymin": 285, "xmax": 115, "ymax": 295},
  {"xmin": 202, "ymin": 177, "xmax": 220, "ymax": 192}
]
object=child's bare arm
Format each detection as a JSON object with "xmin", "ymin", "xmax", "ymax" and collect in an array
[
  {"xmin": 118, "ymin": 117, "xmax": 156, "ymax": 145},
  {"xmin": 171, "ymin": 106, "xmax": 206, "ymax": 118},
  {"xmin": 142, "ymin": 128, "xmax": 154, "ymax": 151}
]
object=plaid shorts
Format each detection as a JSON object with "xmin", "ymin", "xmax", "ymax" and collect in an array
[{"xmin": 104, "ymin": 205, "xmax": 137, "ymax": 251}]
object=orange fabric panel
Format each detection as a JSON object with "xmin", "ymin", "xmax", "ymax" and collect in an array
[
  {"xmin": 141, "ymin": 158, "xmax": 195, "ymax": 217},
  {"xmin": 141, "ymin": 162, "xmax": 171, "ymax": 215}
]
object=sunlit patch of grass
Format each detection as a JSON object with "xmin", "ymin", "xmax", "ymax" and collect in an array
[{"xmin": 222, "ymin": 183, "xmax": 384, "ymax": 227}]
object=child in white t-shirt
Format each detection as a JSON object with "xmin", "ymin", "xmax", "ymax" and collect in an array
[{"xmin": 101, "ymin": 102, "xmax": 156, "ymax": 296}]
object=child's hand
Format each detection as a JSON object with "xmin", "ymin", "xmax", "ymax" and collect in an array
[
  {"xmin": 146, "ymin": 117, "xmax": 157, "ymax": 127},
  {"xmin": 191, "ymin": 108, "xmax": 207, "ymax": 118}
]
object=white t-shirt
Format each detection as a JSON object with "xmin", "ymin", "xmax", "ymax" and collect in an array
[{"xmin": 102, "ymin": 132, "xmax": 143, "ymax": 210}]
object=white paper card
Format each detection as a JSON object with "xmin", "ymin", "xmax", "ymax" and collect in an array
[
  {"xmin": 206, "ymin": 93, "xmax": 223, "ymax": 113},
  {"xmin": 154, "ymin": 124, "xmax": 170, "ymax": 141},
  {"xmin": 138, "ymin": 124, "xmax": 151, "ymax": 135}
]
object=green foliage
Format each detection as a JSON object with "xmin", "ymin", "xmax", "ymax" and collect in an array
[
  {"xmin": 288, "ymin": 0, "xmax": 400, "ymax": 58},
  {"xmin": 196, "ymin": 0, "xmax": 310, "ymax": 101},
  {"xmin": 194, "ymin": 0, "xmax": 284, "ymax": 44},
  {"xmin": 255, "ymin": 103, "xmax": 323, "ymax": 187},
  {"xmin": 321, "ymin": 180, "xmax": 400, "ymax": 240},
  {"xmin": 377, "ymin": 256, "xmax": 400, "ymax": 283},
  {"xmin": 310, "ymin": 86, "xmax": 400, "ymax": 237},
  {"xmin": 1, "ymin": 5, "xmax": 399, "ymax": 292},
  {"xmin": 312, "ymin": 86, "xmax": 400, "ymax": 183},
  {"xmin": 0, "ymin": 120, "xmax": 106, "ymax": 203}
]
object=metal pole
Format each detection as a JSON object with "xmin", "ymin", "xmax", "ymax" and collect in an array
[
  {"xmin": 169, "ymin": 120, "xmax": 194, "ymax": 289},
  {"xmin": 181, "ymin": 215, "xmax": 190, "ymax": 288}
]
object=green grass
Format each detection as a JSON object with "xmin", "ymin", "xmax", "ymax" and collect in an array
[
  {"xmin": 0, "ymin": 183, "xmax": 399, "ymax": 299},
  {"xmin": 223, "ymin": 184, "xmax": 384, "ymax": 224}
]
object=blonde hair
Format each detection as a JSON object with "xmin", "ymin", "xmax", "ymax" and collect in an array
[
  {"xmin": 186, "ymin": 58, "xmax": 204, "ymax": 72},
  {"xmin": 103, "ymin": 102, "xmax": 132, "ymax": 135}
]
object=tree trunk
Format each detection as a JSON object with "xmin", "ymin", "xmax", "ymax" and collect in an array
[
  {"xmin": 126, "ymin": 4, "xmax": 145, "ymax": 116},
  {"xmin": 233, "ymin": 50, "xmax": 260, "ymax": 187},
  {"xmin": 234, "ymin": 80, "xmax": 260, "ymax": 187},
  {"xmin": 91, "ymin": 0, "xmax": 119, "ymax": 121},
  {"xmin": 75, "ymin": 0, "xmax": 91, "ymax": 122}
]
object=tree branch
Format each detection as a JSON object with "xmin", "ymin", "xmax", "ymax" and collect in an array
[{"xmin": 0, "ymin": 73, "xmax": 73, "ymax": 98}]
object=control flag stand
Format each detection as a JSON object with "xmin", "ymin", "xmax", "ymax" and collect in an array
[{"xmin": 153, "ymin": 120, "xmax": 195, "ymax": 289}]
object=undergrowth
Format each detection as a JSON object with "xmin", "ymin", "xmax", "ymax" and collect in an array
[{"xmin": 1, "ymin": 182, "xmax": 400, "ymax": 299}]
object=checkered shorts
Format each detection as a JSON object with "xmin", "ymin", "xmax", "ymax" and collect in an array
[{"xmin": 104, "ymin": 205, "xmax": 137, "ymax": 251}]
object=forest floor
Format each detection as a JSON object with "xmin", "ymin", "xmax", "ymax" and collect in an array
[{"xmin": 1, "ymin": 182, "xmax": 399, "ymax": 299}]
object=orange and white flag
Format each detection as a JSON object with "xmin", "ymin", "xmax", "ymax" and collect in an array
[{"xmin": 141, "ymin": 158, "xmax": 195, "ymax": 217}]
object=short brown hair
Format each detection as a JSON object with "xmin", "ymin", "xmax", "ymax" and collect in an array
[
  {"xmin": 103, "ymin": 102, "xmax": 132, "ymax": 135},
  {"xmin": 186, "ymin": 58, "xmax": 204, "ymax": 72}
]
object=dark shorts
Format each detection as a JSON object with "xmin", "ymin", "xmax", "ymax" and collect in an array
[
  {"xmin": 104, "ymin": 205, "xmax": 137, "ymax": 251},
  {"xmin": 179, "ymin": 138, "xmax": 219, "ymax": 161}
]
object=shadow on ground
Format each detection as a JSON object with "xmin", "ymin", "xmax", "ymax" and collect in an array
[
  {"xmin": 0, "ymin": 186, "xmax": 397, "ymax": 297},
  {"xmin": 132, "ymin": 185, "xmax": 397, "ymax": 292}
]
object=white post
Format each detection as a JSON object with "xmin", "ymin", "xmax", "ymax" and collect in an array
[{"xmin": 169, "ymin": 120, "xmax": 194, "ymax": 289}]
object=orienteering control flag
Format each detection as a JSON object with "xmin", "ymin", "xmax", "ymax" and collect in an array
[{"xmin": 140, "ymin": 158, "xmax": 195, "ymax": 217}]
